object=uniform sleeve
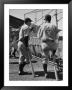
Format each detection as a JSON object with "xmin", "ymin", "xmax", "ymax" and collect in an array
[{"xmin": 19, "ymin": 26, "xmax": 24, "ymax": 40}]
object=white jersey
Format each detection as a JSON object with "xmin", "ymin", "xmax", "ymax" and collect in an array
[
  {"xmin": 38, "ymin": 22, "xmax": 58, "ymax": 40},
  {"xmin": 38, "ymin": 22, "xmax": 60, "ymax": 50},
  {"xmin": 19, "ymin": 24, "xmax": 29, "ymax": 41}
]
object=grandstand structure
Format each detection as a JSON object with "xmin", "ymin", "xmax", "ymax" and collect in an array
[{"xmin": 10, "ymin": 9, "xmax": 63, "ymax": 29}]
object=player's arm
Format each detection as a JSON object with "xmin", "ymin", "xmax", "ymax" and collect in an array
[{"xmin": 19, "ymin": 26, "xmax": 25, "ymax": 42}]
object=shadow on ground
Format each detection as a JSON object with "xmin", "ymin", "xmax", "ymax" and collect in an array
[
  {"xmin": 57, "ymin": 71, "xmax": 63, "ymax": 80},
  {"xmin": 35, "ymin": 71, "xmax": 63, "ymax": 80},
  {"xmin": 35, "ymin": 71, "xmax": 56, "ymax": 79}
]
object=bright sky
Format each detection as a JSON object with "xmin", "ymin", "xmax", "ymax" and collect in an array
[{"xmin": 9, "ymin": 9, "xmax": 63, "ymax": 36}]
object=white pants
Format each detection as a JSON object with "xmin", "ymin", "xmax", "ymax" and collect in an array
[{"xmin": 18, "ymin": 41, "xmax": 32, "ymax": 64}]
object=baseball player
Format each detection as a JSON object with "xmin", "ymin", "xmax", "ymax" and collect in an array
[
  {"xmin": 18, "ymin": 21, "xmax": 32, "ymax": 75},
  {"xmin": 37, "ymin": 14, "xmax": 60, "ymax": 78}
]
